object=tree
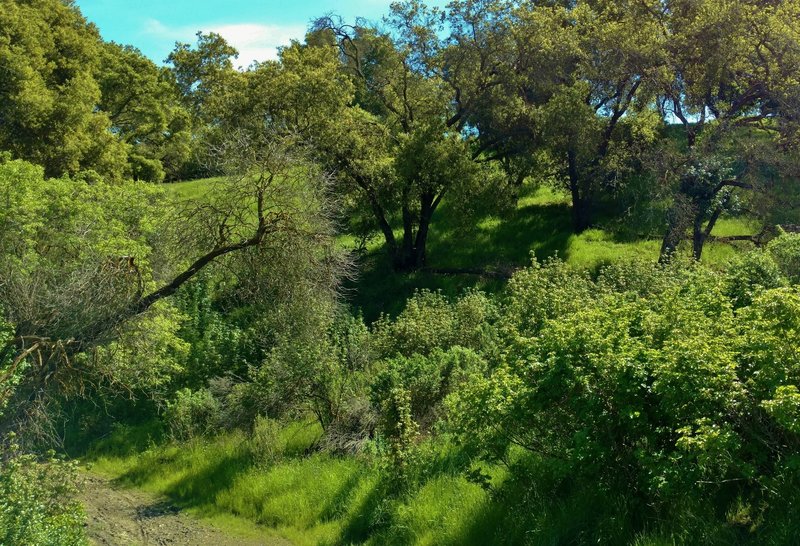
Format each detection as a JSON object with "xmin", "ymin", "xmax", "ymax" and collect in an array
[
  {"xmin": 462, "ymin": 0, "xmax": 665, "ymax": 232},
  {"xmin": 165, "ymin": 32, "xmax": 245, "ymax": 178},
  {"xmin": 167, "ymin": 32, "xmax": 242, "ymax": 124},
  {"xmin": 299, "ymin": 11, "xmax": 502, "ymax": 270},
  {"xmin": 657, "ymin": 0, "xmax": 800, "ymax": 260},
  {"xmin": 98, "ymin": 42, "xmax": 193, "ymax": 182},
  {"xmin": 0, "ymin": 0, "xmax": 128, "ymax": 180}
]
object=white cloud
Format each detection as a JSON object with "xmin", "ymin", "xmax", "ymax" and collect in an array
[{"xmin": 143, "ymin": 19, "xmax": 307, "ymax": 67}]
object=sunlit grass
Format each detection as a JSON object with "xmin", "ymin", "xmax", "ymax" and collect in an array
[
  {"xmin": 84, "ymin": 424, "xmax": 512, "ymax": 546},
  {"xmin": 163, "ymin": 177, "xmax": 225, "ymax": 201}
]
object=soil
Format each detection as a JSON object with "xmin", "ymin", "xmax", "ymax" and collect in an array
[{"xmin": 79, "ymin": 473, "xmax": 292, "ymax": 546}]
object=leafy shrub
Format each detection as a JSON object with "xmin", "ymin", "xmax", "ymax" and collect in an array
[
  {"xmin": 0, "ymin": 436, "xmax": 86, "ymax": 546},
  {"xmin": 379, "ymin": 386, "xmax": 419, "ymax": 487},
  {"xmin": 164, "ymin": 387, "xmax": 221, "ymax": 440},
  {"xmin": 503, "ymin": 256, "xmax": 594, "ymax": 336},
  {"xmin": 725, "ymin": 250, "xmax": 786, "ymax": 308},
  {"xmin": 767, "ymin": 231, "xmax": 800, "ymax": 282},
  {"xmin": 372, "ymin": 347, "xmax": 486, "ymax": 429},
  {"xmin": 373, "ymin": 289, "xmax": 497, "ymax": 358},
  {"xmin": 450, "ymin": 257, "xmax": 800, "ymax": 517}
]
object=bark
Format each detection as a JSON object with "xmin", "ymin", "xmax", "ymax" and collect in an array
[
  {"xmin": 389, "ymin": 190, "xmax": 442, "ymax": 271},
  {"xmin": 413, "ymin": 193, "xmax": 435, "ymax": 268},
  {"xmin": 692, "ymin": 206, "xmax": 723, "ymax": 260},
  {"xmin": 568, "ymin": 149, "xmax": 591, "ymax": 233},
  {"xmin": 659, "ymin": 218, "xmax": 685, "ymax": 263},
  {"xmin": 660, "ymin": 196, "xmax": 693, "ymax": 263}
]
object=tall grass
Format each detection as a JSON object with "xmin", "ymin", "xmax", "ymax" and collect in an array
[
  {"xmin": 87, "ymin": 421, "xmax": 790, "ymax": 545},
  {"xmin": 86, "ymin": 425, "xmax": 498, "ymax": 546}
]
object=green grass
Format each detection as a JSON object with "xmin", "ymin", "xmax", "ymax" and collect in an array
[
  {"xmin": 84, "ymin": 424, "xmax": 507, "ymax": 546},
  {"xmin": 85, "ymin": 422, "xmax": 775, "ymax": 546},
  {"xmin": 163, "ymin": 177, "xmax": 225, "ymax": 201}
]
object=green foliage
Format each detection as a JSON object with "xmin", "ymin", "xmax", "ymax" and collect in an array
[
  {"xmin": 0, "ymin": 0, "xmax": 128, "ymax": 180},
  {"xmin": 0, "ymin": 315, "xmax": 16, "ymax": 416},
  {"xmin": 249, "ymin": 415, "xmax": 284, "ymax": 466},
  {"xmin": 0, "ymin": 436, "xmax": 87, "ymax": 545},
  {"xmin": 372, "ymin": 348, "xmax": 485, "ymax": 430},
  {"xmin": 98, "ymin": 42, "xmax": 193, "ymax": 181},
  {"xmin": 380, "ymin": 387, "xmax": 419, "ymax": 486},
  {"xmin": 0, "ymin": 158, "xmax": 186, "ymax": 407},
  {"xmin": 164, "ymin": 387, "xmax": 221, "ymax": 441},
  {"xmin": 450, "ymin": 254, "xmax": 800, "ymax": 521},
  {"xmin": 504, "ymin": 256, "xmax": 594, "ymax": 335},
  {"xmin": 767, "ymin": 231, "xmax": 800, "ymax": 282},
  {"xmin": 725, "ymin": 250, "xmax": 787, "ymax": 308},
  {"xmin": 2, "ymin": 1, "xmax": 800, "ymax": 544},
  {"xmin": 372, "ymin": 289, "xmax": 497, "ymax": 357},
  {"xmin": 762, "ymin": 386, "xmax": 800, "ymax": 434}
]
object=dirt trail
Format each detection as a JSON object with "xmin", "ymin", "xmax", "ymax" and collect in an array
[{"xmin": 79, "ymin": 474, "xmax": 291, "ymax": 546}]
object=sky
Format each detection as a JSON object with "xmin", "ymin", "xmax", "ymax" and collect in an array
[{"xmin": 75, "ymin": 0, "xmax": 446, "ymax": 67}]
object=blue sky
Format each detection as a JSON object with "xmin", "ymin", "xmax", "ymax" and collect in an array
[{"xmin": 75, "ymin": 0, "xmax": 446, "ymax": 67}]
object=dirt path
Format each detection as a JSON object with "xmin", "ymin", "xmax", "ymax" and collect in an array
[{"xmin": 79, "ymin": 474, "xmax": 292, "ymax": 546}]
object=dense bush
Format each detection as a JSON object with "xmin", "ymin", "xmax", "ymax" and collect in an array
[
  {"xmin": 0, "ymin": 436, "xmax": 86, "ymax": 545},
  {"xmin": 372, "ymin": 347, "xmax": 486, "ymax": 430},
  {"xmin": 164, "ymin": 387, "xmax": 221, "ymax": 440},
  {"xmin": 372, "ymin": 289, "xmax": 498, "ymax": 357},
  {"xmin": 448, "ymin": 252, "xmax": 800, "ymax": 535},
  {"xmin": 768, "ymin": 231, "xmax": 800, "ymax": 282}
]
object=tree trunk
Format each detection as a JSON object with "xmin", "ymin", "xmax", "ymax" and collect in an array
[
  {"xmin": 413, "ymin": 193, "xmax": 435, "ymax": 268},
  {"xmin": 399, "ymin": 186, "xmax": 415, "ymax": 270},
  {"xmin": 659, "ymin": 221, "xmax": 684, "ymax": 263},
  {"xmin": 389, "ymin": 191, "xmax": 440, "ymax": 272},
  {"xmin": 568, "ymin": 149, "xmax": 591, "ymax": 233},
  {"xmin": 660, "ymin": 197, "xmax": 692, "ymax": 263},
  {"xmin": 692, "ymin": 206, "xmax": 723, "ymax": 261},
  {"xmin": 692, "ymin": 216, "xmax": 706, "ymax": 261}
]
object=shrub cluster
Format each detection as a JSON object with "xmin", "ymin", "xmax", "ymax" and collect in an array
[{"xmin": 0, "ymin": 436, "xmax": 86, "ymax": 546}]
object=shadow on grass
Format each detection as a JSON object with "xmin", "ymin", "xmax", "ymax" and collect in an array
[
  {"xmin": 429, "ymin": 202, "xmax": 573, "ymax": 269},
  {"xmin": 113, "ymin": 442, "xmax": 252, "ymax": 517},
  {"xmin": 346, "ymin": 196, "xmax": 574, "ymax": 322},
  {"xmin": 323, "ymin": 476, "xmax": 387, "ymax": 546}
]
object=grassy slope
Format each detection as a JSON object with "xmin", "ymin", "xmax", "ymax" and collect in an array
[
  {"xmin": 90, "ymin": 422, "xmax": 707, "ymax": 546},
  {"xmin": 334, "ymin": 182, "xmax": 754, "ymax": 319}
]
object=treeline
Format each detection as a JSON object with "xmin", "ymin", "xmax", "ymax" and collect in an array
[{"xmin": 2, "ymin": 0, "xmax": 799, "ymax": 265}]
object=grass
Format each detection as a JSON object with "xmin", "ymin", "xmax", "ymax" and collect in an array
[
  {"xmin": 84, "ymin": 423, "xmax": 504, "ymax": 546},
  {"xmin": 341, "ymin": 182, "xmax": 759, "ymax": 319},
  {"xmin": 84, "ymin": 420, "xmax": 778, "ymax": 546},
  {"xmin": 163, "ymin": 177, "xmax": 225, "ymax": 201}
]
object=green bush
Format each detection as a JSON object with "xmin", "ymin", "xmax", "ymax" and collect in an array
[
  {"xmin": 725, "ymin": 250, "xmax": 787, "ymax": 308},
  {"xmin": 767, "ymin": 231, "xmax": 800, "ymax": 282},
  {"xmin": 372, "ymin": 347, "xmax": 486, "ymax": 429},
  {"xmin": 450, "ymin": 256, "xmax": 800, "ymax": 525},
  {"xmin": 0, "ymin": 437, "xmax": 87, "ymax": 546},
  {"xmin": 372, "ymin": 289, "xmax": 497, "ymax": 358},
  {"xmin": 164, "ymin": 387, "xmax": 221, "ymax": 440}
]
